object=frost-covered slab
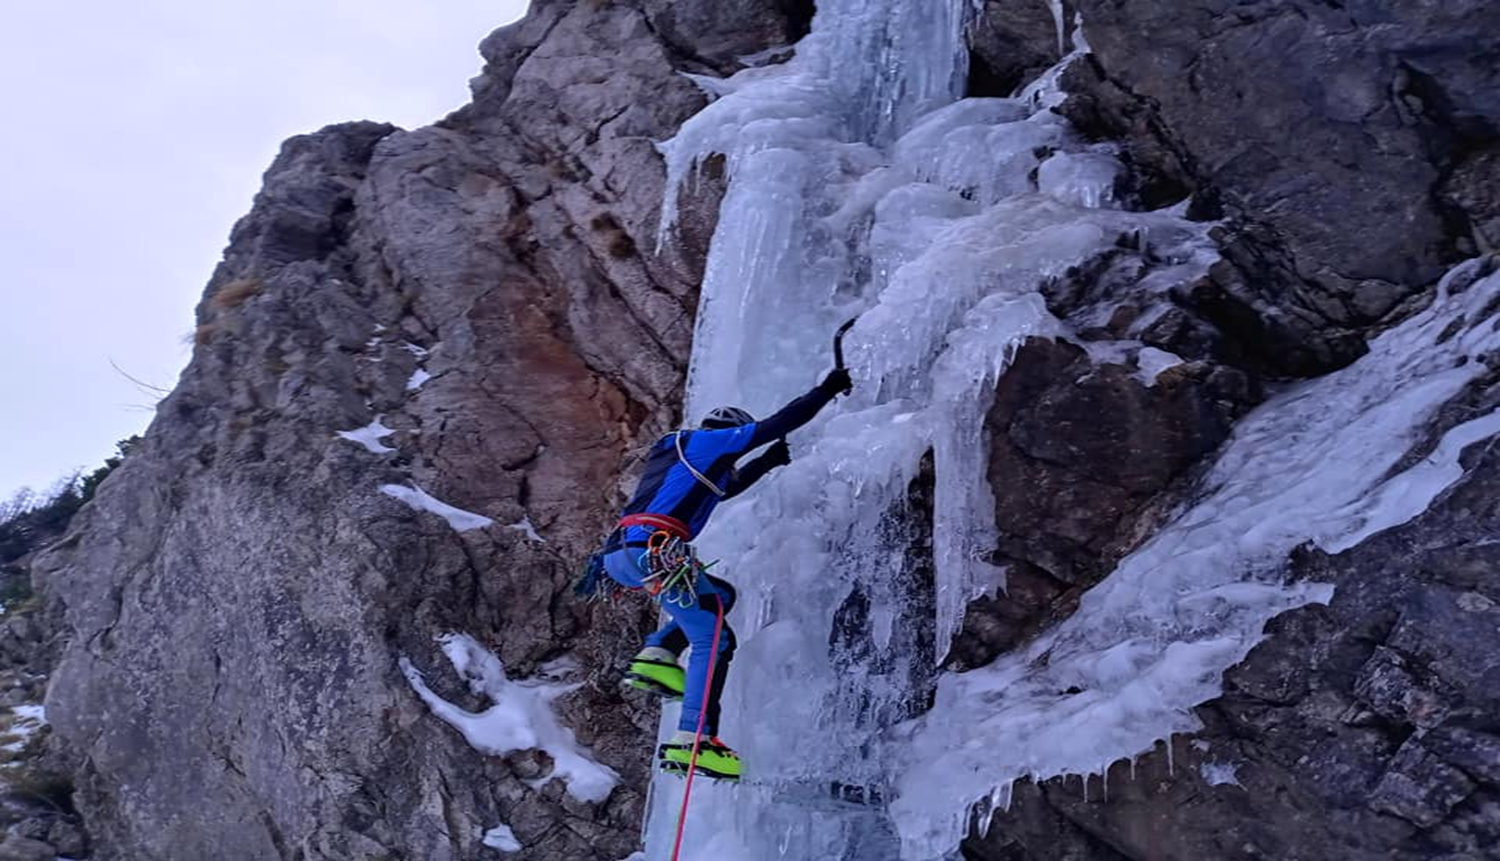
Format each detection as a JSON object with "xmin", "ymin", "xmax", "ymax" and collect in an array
[
  {"xmin": 1134, "ymin": 346, "xmax": 1184, "ymax": 387},
  {"xmin": 401, "ymin": 634, "xmax": 618, "ymax": 803},
  {"xmin": 379, "ymin": 484, "xmax": 493, "ymax": 532}
]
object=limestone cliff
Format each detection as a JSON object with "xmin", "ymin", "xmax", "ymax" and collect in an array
[{"xmin": 35, "ymin": 2, "xmax": 806, "ymax": 859}]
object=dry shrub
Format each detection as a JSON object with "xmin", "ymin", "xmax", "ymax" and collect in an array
[
  {"xmin": 194, "ymin": 323, "xmax": 217, "ymax": 346},
  {"xmin": 210, "ymin": 278, "xmax": 263, "ymax": 309}
]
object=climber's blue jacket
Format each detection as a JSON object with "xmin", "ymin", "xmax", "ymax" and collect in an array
[{"xmin": 612, "ymin": 378, "xmax": 845, "ymax": 545}]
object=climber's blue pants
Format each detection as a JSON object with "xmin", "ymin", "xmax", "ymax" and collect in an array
[{"xmin": 603, "ymin": 548, "xmax": 737, "ymax": 735}]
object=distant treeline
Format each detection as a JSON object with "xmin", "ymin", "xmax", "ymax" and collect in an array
[{"xmin": 0, "ymin": 437, "xmax": 139, "ymax": 570}]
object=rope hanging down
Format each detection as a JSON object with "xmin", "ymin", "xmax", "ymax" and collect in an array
[{"xmin": 669, "ymin": 595, "xmax": 726, "ymax": 861}]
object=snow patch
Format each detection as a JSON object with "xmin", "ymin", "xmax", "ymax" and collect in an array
[
  {"xmin": 1135, "ymin": 347, "xmax": 1184, "ymax": 387},
  {"xmin": 481, "ymin": 824, "xmax": 522, "ymax": 852},
  {"xmin": 509, "ymin": 517, "xmax": 545, "ymax": 543},
  {"xmin": 3, "ymin": 704, "xmax": 47, "ymax": 754},
  {"xmin": 402, "ymin": 342, "xmax": 430, "ymax": 358},
  {"xmin": 1200, "ymin": 761, "xmax": 1242, "ymax": 787},
  {"xmin": 407, "ymin": 368, "xmax": 432, "ymax": 391},
  {"xmin": 380, "ymin": 485, "xmax": 493, "ymax": 532},
  {"xmin": 12, "ymin": 705, "xmax": 44, "ymax": 724},
  {"xmin": 337, "ymin": 418, "xmax": 397, "ymax": 454},
  {"xmin": 402, "ymin": 634, "xmax": 618, "ymax": 803}
]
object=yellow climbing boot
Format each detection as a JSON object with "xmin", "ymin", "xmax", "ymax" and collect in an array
[
  {"xmin": 623, "ymin": 647, "xmax": 684, "ymax": 700},
  {"xmin": 658, "ymin": 732, "xmax": 743, "ymax": 781}
]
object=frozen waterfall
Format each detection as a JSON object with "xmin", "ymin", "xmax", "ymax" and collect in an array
[{"xmin": 642, "ymin": 1, "xmax": 1500, "ymax": 859}]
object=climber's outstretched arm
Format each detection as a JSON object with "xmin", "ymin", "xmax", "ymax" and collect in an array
[{"xmin": 745, "ymin": 370, "xmax": 852, "ymax": 449}]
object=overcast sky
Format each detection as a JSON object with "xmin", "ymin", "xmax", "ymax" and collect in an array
[{"xmin": 0, "ymin": 1, "xmax": 529, "ymax": 503}]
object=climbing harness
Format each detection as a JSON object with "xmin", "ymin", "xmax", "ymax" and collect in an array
[
  {"xmin": 619, "ymin": 512, "xmax": 690, "ymax": 537},
  {"xmin": 638, "ymin": 530, "xmax": 717, "ymax": 609},
  {"xmin": 576, "ymin": 513, "xmax": 718, "ymax": 608},
  {"xmin": 669, "ymin": 595, "xmax": 727, "ymax": 861},
  {"xmin": 674, "ymin": 431, "xmax": 726, "ymax": 498}
]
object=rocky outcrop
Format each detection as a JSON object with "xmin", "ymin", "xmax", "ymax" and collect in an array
[
  {"xmin": 967, "ymin": 0, "xmax": 1079, "ymax": 98},
  {"xmin": 1053, "ymin": 0, "xmax": 1500, "ymax": 374},
  {"xmin": 948, "ymin": 337, "xmax": 1254, "ymax": 670},
  {"xmin": 34, "ymin": 2, "xmax": 804, "ymax": 859}
]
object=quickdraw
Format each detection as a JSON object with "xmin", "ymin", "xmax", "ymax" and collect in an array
[{"xmin": 638, "ymin": 531, "xmax": 717, "ymax": 609}]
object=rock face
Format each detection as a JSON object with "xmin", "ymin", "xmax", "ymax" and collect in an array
[
  {"xmin": 950, "ymin": 3, "xmax": 1500, "ymax": 858},
  {"xmin": 35, "ymin": 2, "xmax": 804, "ymax": 860},
  {"xmin": 963, "ymin": 409, "xmax": 1500, "ymax": 861},
  {"xmin": 1059, "ymin": 0, "xmax": 1500, "ymax": 374},
  {"xmin": 948, "ymin": 337, "xmax": 1254, "ymax": 670},
  {"xmin": 27, "ymin": 1, "xmax": 1500, "ymax": 860}
]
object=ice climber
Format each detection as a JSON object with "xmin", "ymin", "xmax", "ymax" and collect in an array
[{"xmin": 593, "ymin": 367, "xmax": 853, "ymax": 780}]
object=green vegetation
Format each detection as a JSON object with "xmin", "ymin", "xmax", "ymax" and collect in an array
[{"xmin": 0, "ymin": 437, "xmax": 139, "ymax": 574}]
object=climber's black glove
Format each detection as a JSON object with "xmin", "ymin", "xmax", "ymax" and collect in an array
[
  {"xmin": 820, "ymin": 368, "xmax": 853, "ymax": 396},
  {"xmin": 763, "ymin": 439, "xmax": 791, "ymax": 468}
]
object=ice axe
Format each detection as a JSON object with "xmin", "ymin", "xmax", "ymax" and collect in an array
[{"xmin": 833, "ymin": 315, "xmax": 859, "ymax": 373}]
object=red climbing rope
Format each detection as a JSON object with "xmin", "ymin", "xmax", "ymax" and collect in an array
[{"xmin": 669, "ymin": 595, "xmax": 726, "ymax": 861}]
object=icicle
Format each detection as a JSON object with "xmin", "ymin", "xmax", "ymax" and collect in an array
[
  {"xmin": 1072, "ymin": 11, "xmax": 1092, "ymax": 53},
  {"xmin": 1165, "ymin": 736, "xmax": 1175, "ymax": 777},
  {"xmin": 977, "ymin": 795, "xmax": 996, "ymax": 838},
  {"xmin": 1047, "ymin": 0, "xmax": 1067, "ymax": 55}
]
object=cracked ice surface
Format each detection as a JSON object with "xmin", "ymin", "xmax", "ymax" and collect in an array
[{"xmin": 645, "ymin": 0, "xmax": 1500, "ymax": 855}]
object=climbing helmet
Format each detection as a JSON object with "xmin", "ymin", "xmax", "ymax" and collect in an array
[{"xmin": 701, "ymin": 406, "xmax": 755, "ymax": 429}]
